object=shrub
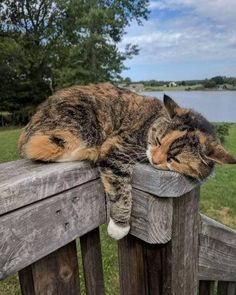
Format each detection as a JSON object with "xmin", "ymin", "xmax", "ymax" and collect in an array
[
  {"xmin": 213, "ymin": 123, "xmax": 231, "ymax": 143},
  {"xmin": 11, "ymin": 106, "xmax": 35, "ymax": 126}
]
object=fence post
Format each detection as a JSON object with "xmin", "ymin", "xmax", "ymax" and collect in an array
[
  {"xmin": 118, "ymin": 234, "xmax": 149, "ymax": 295},
  {"xmin": 162, "ymin": 188, "xmax": 200, "ymax": 295},
  {"xmin": 118, "ymin": 187, "xmax": 200, "ymax": 295},
  {"xmin": 19, "ymin": 240, "xmax": 80, "ymax": 295},
  {"xmin": 80, "ymin": 227, "xmax": 105, "ymax": 295}
]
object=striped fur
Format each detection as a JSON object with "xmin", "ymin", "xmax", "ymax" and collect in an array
[{"xmin": 19, "ymin": 84, "xmax": 236, "ymax": 239}]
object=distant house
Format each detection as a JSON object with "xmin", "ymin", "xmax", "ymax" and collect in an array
[{"xmin": 169, "ymin": 82, "xmax": 177, "ymax": 87}]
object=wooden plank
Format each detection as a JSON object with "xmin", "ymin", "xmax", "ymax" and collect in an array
[
  {"xmin": 118, "ymin": 234, "xmax": 148, "ymax": 295},
  {"xmin": 132, "ymin": 163, "xmax": 204, "ymax": 197},
  {"xmin": 162, "ymin": 188, "xmax": 200, "ymax": 295},
  {"xmin": 0, "ymin": 180, "xmax": 106, "ymax": 280},
  {"xmin": 144, "ymin": 243, "xmax": 164, "ymax": 295},
  {"xmin": 19, "ymin": 240, "xmax": 80, "ymax": 295},
  {"xmin": 199, "ymin": 215, "xmax": 236, "ymax": 281},
  {"xmin": 0, "ymin": 160, "xmax": 99, "ymax": 215},
  {"xmin": 217, "ymin": 281, "xmax": 236, "ymax": 295},
  {"xmin": 80, "ymin": 228, "xmax": 105, "ymax": 295},
  {"xmin": 131, "ymin": 188, "xmax": 173, "ymax": 244},
  {"xmin": 199, "ymin": 281, "xmax": 215, "ymax": 295},
  {"xmin": 0, "ymin": 160, "xmax": 203, "ymax": 216}
]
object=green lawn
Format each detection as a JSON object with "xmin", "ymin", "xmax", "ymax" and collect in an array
[{"xmin": 0, "ymin": 125, "xmax": 236, "ymax": 295}]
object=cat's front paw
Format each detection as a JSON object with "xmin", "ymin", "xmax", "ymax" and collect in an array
[{"xmin": 107, "ymin": 218, "xmax": 130, "ymax": 240}]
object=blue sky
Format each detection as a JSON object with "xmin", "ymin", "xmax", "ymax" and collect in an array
[{"xmin": 120, "ymin": 0, "xmax": 236, "ymax": 81}]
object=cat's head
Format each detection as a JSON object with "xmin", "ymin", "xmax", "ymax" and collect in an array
[{"xmin": 147, "ymin": 94, "xmax": 236, "ymax": 180}]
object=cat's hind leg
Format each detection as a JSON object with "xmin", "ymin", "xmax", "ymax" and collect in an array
[
  {"xmin": 99, "ymin": 151, "xmax": 134, "ymax": 240},
  {"xmin": 20, "ymin": 130, "xmax": 99, "ymax": 163}
]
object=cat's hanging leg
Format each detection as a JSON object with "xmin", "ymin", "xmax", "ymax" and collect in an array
[{"xmin": 99, "ymin": 150, "xmax": 134, "ymax": 240}]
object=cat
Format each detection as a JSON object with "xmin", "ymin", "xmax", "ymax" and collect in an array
[{"xmin": 18, "ymin": 82, "xmax": 236, "ymax": 240}]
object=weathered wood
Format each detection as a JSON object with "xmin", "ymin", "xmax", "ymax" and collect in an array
[
  {"xmin": 132, "ymin": 163, "xmax": 203, "ymax": 197},
  {"xmin": 19, "ymin": 240, "xmax": 80, "ymax": 295},
  {"xmin": 144, "ymin": 243, "xmax": 164, "ymax": 295},
  {"xmin": 199, "ymin": 281, "xmax": 215, "ymax": 295},
  {"xmin": 0, "ymin": 180, "xmax": 106, "ymax": 280},
  {"xmin": 0, "ymin": 160, "xmax": 99, "ymax": 215},
  {"xmin": 162, "ymin": 188, "xmax": 200, "ymax": 295},
  {"xmin": 0, "ymin": 160, "xmax": 202, "ymax": 217},
  {"xmin": 118, "ymin": 234, "xmax": 148, "ymax": 295},
  {"xmin": 131, "ymin": 188, "xmax": 173, "ymax": 243},
  {"xmin": 80, "ymin": 228, "xmax": 105, "ymax": 295},
  {"xmin": 199, "ymin": 215, "xmax": 236, "ymax": 281},
  {"xmin": 217, "ymin": 281, "xmax": 236, "ymax": 295}
]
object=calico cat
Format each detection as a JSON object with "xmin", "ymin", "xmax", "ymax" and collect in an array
[{"xmin": 19, "ymin": 82, "xmax": 236, "ymax": 240}]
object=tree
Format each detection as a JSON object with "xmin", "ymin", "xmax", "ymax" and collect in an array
[
  {"xmin": 210, "ymin": 76, "xmax": 225, "ymax": 85},
  {"xmin": 0, "ymin": 0, "xmax": 149, "ymax": 112},
  {"xmin": 203, "ymin": 79, "xmax": 217, "ymax": 88},
  {"xmin": 123, "ymin": 77, "xmax": 132, "ymax": 84}
]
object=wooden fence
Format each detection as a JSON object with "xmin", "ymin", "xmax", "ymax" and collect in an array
[{"xmin": 0, "ymin": 160, "xmax": 235, "ymax": 295}]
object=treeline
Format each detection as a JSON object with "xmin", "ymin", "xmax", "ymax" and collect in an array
[
  {"xmin": 126, "ymin": 76, "xmax": 236, "ymax": 87},
  {"xmin": 0, "ymin": 0, "xmax": 149, "ymax": 125}
]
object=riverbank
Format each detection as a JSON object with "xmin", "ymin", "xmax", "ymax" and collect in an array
[{"xmin": 142, "ymin": 84, "xmax": 236, "ymax": 92}]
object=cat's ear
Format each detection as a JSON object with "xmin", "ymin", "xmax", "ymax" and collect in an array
[
  {"xmin": 163, "ymin": 94, "xmax": 180, "ymax": 118},
  {"xmin": 206, "ymin": 144, "xmax": 236, "ymax": 164}
]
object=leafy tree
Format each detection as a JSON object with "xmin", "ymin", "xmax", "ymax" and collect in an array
[
  {"xmin": 210, "ymin": 76, "xmax": 225, "ymax": 85},
  {"xmin": 123, "ymin": 77, "xmax": 132, "ymax": 84},
  {"xmin": 203, "ymin": 79, "xmax": 217, "ymax": 89},
  {"xmin": 0, "ymin": 0, "xmax": 149, "ymax": 113}
]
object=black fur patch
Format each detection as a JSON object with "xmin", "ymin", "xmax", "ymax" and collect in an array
[{"xmin": 50, "ymin": 136, "xmax": 66, "ymax": 148}]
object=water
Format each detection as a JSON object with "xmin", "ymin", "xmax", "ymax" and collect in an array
[{"xmin": 141, "ymin": 91, "xmax": 236, "ymax": 122}]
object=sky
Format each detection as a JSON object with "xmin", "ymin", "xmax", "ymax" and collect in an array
[{"xmin": 120, "ymin": 0, "xmax": 236, "ymax": 81}]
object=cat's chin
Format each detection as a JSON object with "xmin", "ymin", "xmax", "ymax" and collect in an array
[{"xmin": 107, "ymin": 218, "xmax": 130, "ymax": 240}]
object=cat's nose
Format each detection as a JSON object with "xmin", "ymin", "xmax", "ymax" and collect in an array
[{"xmin": 152, "ymin": 147, "xmax": 166, "ymax": 165}]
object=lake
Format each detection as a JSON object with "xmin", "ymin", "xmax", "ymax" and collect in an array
[{"xmin": 141, "ymin": 91, "xmax": 236, "ymax": 122}]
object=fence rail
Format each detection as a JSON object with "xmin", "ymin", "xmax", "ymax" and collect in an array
[{"xmin": 0, "ymin": 160, "xmax": 235, "ymax": 294}]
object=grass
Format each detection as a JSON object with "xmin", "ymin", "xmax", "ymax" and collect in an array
[
  {"xmin": 201, "ymin": 124, "xmax": 236, "ymax": 228},
  {"xmin": 0, "ymin": 129, "xmax": 21, "ymax": 163},
  {"xmin": 0, "ymin": 125, "xmax": 236, "ymax": 294}
]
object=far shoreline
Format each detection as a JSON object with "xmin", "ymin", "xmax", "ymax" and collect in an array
[{"xmin": 142, "ymin": 88, "xmax": 236, "ymax": 92}]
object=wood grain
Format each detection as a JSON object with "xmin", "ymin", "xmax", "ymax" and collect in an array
[
  {"xmin": 199, "ymin": 281, "xmax": 215, "ymax": 295},
  {"xmin": 19, "ymin": 241, "xmax": 80, "ymax": 295},
  {"xmin": 162, "ymin": 188, "xmax": 200, "ymax": 295},
  {"xmin": 199, "ymin": 215, "xmax": 236, "ymax": 281},
  {"xmin": 118, "ymin": 234, "xmax": 148, "ymax": 295},
  {"xmin": 0, "ymin": 160, "xmax": 99, "ymax": 215},
  {"xmin": 0, "ymin": 160, "xmax": 202, "ymax": 216},
  {"xmin": 131, "ymin": 188, "xmax": 173, "ymax": 244},
  {"xmin": 80, "ymin": 228, "xmax": 105, "ymax": 295},
  {"xmin": 144, "ymin": 243, "xmax": 164, "ymax": 295},
  {"xmin": 132, "ymin": 163, "xmax": 203, "ymax": 197},
  {"xmin": 0, "ymin": 180, "xmax": 106, "ymax": 280}
]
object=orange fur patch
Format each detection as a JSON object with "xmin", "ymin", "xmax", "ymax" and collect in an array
[
  {"xmin": 175, "ymin": 108, "xmax": 189, "ymax": 116},
  {"xmin": 100, "ymin": 174, "xmax": 113, "ymax": 194},
  {"xmin": 159, "ymin": 130, "xmax": 187, "ymax": 154},
  {"xmin": 196, "ymin": 131, "xmax": 208, "ymax": 145},
  {"xmin": 100, "ymin": 136, "xmax": 122, "ymax": 157},
  {"xmin": 25, "ymin": 134, "xmax": 63, "ymax": 161},
  {"xmin": 24, "ymin": 130, "xmax": 82, "ymax": 161},
  {"xmin": 151, "ymin": 130, "xmax": 187, "ymax": 166},
  {"xmin": 67, "ymin": 147, "xmax": 99, "ymax": 162}
]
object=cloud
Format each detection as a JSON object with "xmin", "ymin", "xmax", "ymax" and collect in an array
[
  {"xmin": 120, "ymin": 0, "xmax": 236, "ymax": 76},
  {"xmin": 149, "ymin": 0, "xmax": 236, "ymax": 25}
]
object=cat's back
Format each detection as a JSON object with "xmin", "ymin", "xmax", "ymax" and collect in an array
[{"xmin": 19, "ymin": 83, "xmax": 162, "ymax": 159}]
